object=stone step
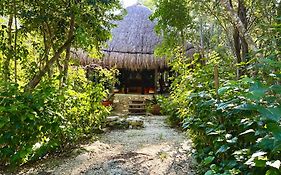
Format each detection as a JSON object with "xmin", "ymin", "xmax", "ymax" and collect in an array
[
  {"xmin": 127, "ymin": 99, "xmax": 146, "ymax": 115},
  {"xmin": 128, "ymin": 108, "xmax": 146, "ymax": 111},
  {"xmin": 131, "ymin": 100, "xmax": 145, "ymax": 104},
  {"xmin": 129, "ymin": 104, "xmax": 146, "ymax": 107}
]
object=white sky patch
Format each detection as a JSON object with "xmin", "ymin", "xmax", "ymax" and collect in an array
[{"xmin": 121, "ymin": 0, "xmax": 138, "ymax": 7}]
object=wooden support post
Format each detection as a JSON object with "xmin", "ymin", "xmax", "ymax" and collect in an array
[
  {"xmin": 154, "ymin": 68, "xmax": 158, "ymax": 94},
  {"xmin": 141, "ymin": 70, "xmax": 145, "ymax": 94}
]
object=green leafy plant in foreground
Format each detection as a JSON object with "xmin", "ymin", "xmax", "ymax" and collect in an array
[
  {"xmin": 160, "ymin": 51, "xmax": 280, "ymax": 174},
  {"xmin": 0, "ymin": 67, "xmax": 115, "ymax": 168},
  {"xmin": 184, "ymin": 76, "xmax": 281, "ymax": 175}
]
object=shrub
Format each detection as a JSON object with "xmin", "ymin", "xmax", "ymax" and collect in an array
[
  {"xmin": 160, "ymin": 52, "xmax": 281, "ymax": 174},
  {"xmin": 0, "ymin": 66, "xmax": 114, "ymax": 167}
]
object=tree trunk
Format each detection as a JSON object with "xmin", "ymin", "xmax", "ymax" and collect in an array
[
  {"xmin": 14, "ymin": 2, "xmax": 18, "ymax": 83},
  {"xmin": 233, "ymin": 27, "xmax": 242, "ymax": 79},
  {"xmin": 221, "ymin": 0, "xmax": 258, "ymax": 52},
  {"xmin": 238, "ymin": 0, "xmax": 249, "ymax": 63},
  {"xmin": 42, "ymin": 29, "xmax": 52, "ymax": 77},
  {"xmin": 62, "ymin": 14, "xmax": 75, "ymax": 86},
  {"xmin": 3, "ymin": 15, "xmax": 13, "ymax": 81},
  {"xmin": 25, "ymin": 36, "xmax": 75, "ymax": 92},
  {"xmin": 229, "ymin": 0, "xmax": 249, "ymax": 78},
  {"xmin": 199, "ymin": 16, "xmax": 205, "ymax": 58}
]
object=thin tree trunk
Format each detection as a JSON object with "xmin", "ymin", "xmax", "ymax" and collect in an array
[
  {"xmin": 238, "ymin": 0, "xmax": 249, "ymax": 63},
  {"xmin": 62, "ymin": 13, "xmax": 75, "ymax": 86},
  {"xmin": 199, "ymin": 16, "xmax": 205, "ymax": 58},
  {"xmin": 14, "ymin": 2, "xmax": 18, "ymax": 83},
  {"xmin": 25, "ymin": 36, "xmax": 75, "ymax": 92},
  {"xmin": 44, "ymin": 22, "xmax": 57, "ymax": 77},
  {"xmin": 233, "ymin": 27, "xmax": 242, "ymax": 79},
  {"xmin": 42, "ymin": 29, "xmax": 51, "ymax": 77},
  {"xmin": 57, "ymin": 57, "xmax": 63, "ymax": 87},
  {"xmin": 3, "ymin": 15, "xmax": 13, "ymax": 81},
  {"xmin": 230, "ymin": 0, "xmax": 249, "ymax": 79}
]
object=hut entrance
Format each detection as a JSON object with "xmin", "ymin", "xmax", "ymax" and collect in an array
[
  {"xmin": 116, "ymin": 69, "xmax": 155, "ymax": 94},
  {"xmin": 115, "ymin": 69, "xmax": 170, "ymax": 95}
]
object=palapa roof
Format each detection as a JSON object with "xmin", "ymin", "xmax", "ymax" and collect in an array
[
  {"xmin": 102, "ymin": 3, "xmax": 166, "ymax": 70},
  {"xmin": 74, "ymin": 3, "xmax": 197, "ymax": 70},
  {"xmin": 76, "ymin": 3, "xmax": 168, "ymax": 71}
]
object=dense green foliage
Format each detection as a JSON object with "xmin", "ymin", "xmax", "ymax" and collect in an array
[
  {"xmin": 0, "ymin": 67, "xmax": 116, "ymax": 167},
  {"xmin": 0, "ymin": 0, "xmax": 121, "ymax": 168},
  {"xmin": 161, "ymin": 55, "xmax": 281, "ymax": 174},
  {"xmin": 152, "ymin": 0, "xmax": 281, "ymax": 174},
  {"xmin": 1, "ymin": 0, "xmax": 280, "ymax": 173}
]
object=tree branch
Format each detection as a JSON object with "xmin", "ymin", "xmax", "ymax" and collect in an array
[
  {"xmin": 24, "ymin": 36, "xmax": 75, "ymax": 92},
  {"xmin": 220, "ymin": 0, "xmax": 258, "ymax": 52}
]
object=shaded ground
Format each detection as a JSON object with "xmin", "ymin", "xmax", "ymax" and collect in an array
[{"xmin": 16, "ymin": 116, "xmax": 195, "ymax": 175}]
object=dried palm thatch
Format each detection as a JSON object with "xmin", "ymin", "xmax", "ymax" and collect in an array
[
  {"xmin": 73, "ymin": 3, "xmax": 197, "ymax": 70},
  {"xmin": 102, "ymin": 3, "xmax": 165, "ymax": 70},
  {"xmin": 73, "ymin": 4, "xmax": 167, "ymax": 71}
]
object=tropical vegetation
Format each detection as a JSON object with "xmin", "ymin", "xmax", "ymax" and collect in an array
[
  {"xmin": 0, "ymin": 0, "xmax": 280, "ymax": 174},
  {"xmin": 0, "ymin": 0, "xmax": 121, "ymax": 167},
  {"xmin": 150, "ymin": 0, "xmax": 281, "ymax": 174}
]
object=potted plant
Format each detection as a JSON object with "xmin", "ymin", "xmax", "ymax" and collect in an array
[
  {"xmin": 102, "ymin": 93, "xmax": 114, "ymax": 107},
  {"xmin": 146, "ymin": 95, "xmax": 161, "ymax": 115}
]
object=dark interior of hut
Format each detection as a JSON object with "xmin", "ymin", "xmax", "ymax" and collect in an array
[{"xmin": 114, "ymin": 69, "xmax": 170, "ymax": 94}]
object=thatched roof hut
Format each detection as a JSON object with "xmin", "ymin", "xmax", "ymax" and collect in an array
[
  {"xmin": 75, "ymin": 3, "xmax": 167, "ymax": 71},
  {"xmin": 74, "ymin": 3, "xmax": 197, "ymax": 71},
  {"xmin": 102, "ymin": 4, "xmax": 166, "ymax": 70},
  {"xmin": 73, "ymin": 4, "xmax": 198, "ymax": 94}
]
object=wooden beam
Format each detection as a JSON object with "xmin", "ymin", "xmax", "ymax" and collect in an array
[{"xmin": 154, "ymin": 68, "xmax": 158, "ymax": 94}]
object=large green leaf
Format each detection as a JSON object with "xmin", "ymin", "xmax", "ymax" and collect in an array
[
  {"xmin": 269, "ymin": 85, "xmax": 281, "ymax": 94},
  {"xmin": 258, "ymin": 107, "xmax": 281, "ymax": 122},
  {"xmin": 254, "ymin": 159, "xmax": 266, "ymax": 168},
  {"xmin": 267, "ymin": 123, "xmax": 281, "ymax": 141},
  {"xmin": 273, "ymin": 140, "xmax": 281, "ymax": 152},
  {"xmin": 247, "ymin": 82, "xmax": 268, "ymax": 100},
  {"xmin": 257, "ymin": 138, "xmax": 275, "ymax": 150},
  {"xmin": 204, "ymin": 170, "xmax": 214, "ymax": 175},
  {"xmin": 265, "ymin": 169, "xmax": 280, "ymax": 175},
  {"xmin": 218, "ymin": 86, "xmax": 231, "ymax": 95},
  {"xmin": 235, "ymin": 103, "xmax": 257, "ymax": 111},
  {"xmin": 204, "ymin": 156, "xmax": 215, "ymax": 165}
]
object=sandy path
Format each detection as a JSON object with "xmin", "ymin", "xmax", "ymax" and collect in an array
[{"xmin": 18, "ymin": 116, "xmax": 194, "ymax": 175}]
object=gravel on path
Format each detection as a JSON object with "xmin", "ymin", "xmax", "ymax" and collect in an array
[{"xmin": 17, "ymin": 115, "xmax": 195, "ymax": 175}]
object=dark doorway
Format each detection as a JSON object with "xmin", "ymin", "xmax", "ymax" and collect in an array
[{"xmin": 116, "ymin": 69, "xmax": 155, "ymax": 94}]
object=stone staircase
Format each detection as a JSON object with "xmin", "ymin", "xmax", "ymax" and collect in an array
[
  {"xmin": 113, "ymin": 94, "xmax": 152, "ymax": 115},
  {"xmin": 128, "ymin": 100, "xmax": 146, "ymax": 115}
]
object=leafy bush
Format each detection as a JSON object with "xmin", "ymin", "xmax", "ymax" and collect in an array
[
  {"xmin": 161, "ymin": 51, "xmax": 281, "ymax": 174},
  {"xmin": 183, "ymin": 76, "xmax": 281, "ymax": 175},
  {"xmin": 0, "ymin": 81, "xmax": 65, "ymax": 166},
  {"xmin": 0, "ymin": 66, "xmax": 114, "ymax": 167}
]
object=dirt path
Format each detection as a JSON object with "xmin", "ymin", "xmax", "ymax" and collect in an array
[{"xmin": 19, "ymin": 116, "xmax": 194, "ymax": 175}]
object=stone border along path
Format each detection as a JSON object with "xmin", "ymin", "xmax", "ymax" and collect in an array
[{"xmin": 19, "ymin": 116, "xmax": 195, "ymax": 175}]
